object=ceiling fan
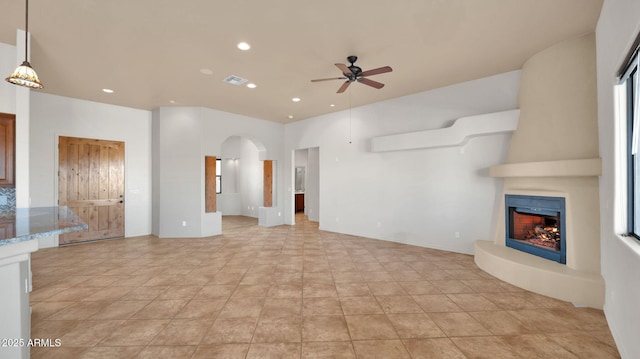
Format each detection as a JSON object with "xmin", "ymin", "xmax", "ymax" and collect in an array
[{"xmin": 311, "ymin": 56, "xmax": 392, "ymax": 93}]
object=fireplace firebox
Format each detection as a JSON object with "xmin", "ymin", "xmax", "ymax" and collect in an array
[{"xmin": 505, "ymin": 194, "xmax": 566, "ymax": 264}]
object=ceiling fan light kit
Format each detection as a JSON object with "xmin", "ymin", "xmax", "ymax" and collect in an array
[
  {"xmin": 5, "ymin": 0, "xmax": 43, "ymax": 89},
  {"xmin": 311, "ymin": 55, "xmax": 392, "ymax": 93}
]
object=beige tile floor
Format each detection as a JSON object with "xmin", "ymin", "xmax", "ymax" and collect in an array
[{"xmin": 27, "ymin": 214, "xmax": 620, "ymax": 358}]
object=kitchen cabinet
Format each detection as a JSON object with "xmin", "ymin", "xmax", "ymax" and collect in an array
[
  {"xmin": 0, "ymin": 114, "xmax": 15, "ymax": 187},
  {"xmin": 295, "ymin": 193, "xmax": 304, "ymax": 212}
]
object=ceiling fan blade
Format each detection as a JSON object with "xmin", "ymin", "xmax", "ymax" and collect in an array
[
  {"xmin": 337, "ymin": 81, "xmax": 351, "ymax": 93},
  {"xmin": 335, "ymin": 63, "xmax": 352, "ymax": 75},
  {"xmin": 358, "ymin": 77, "xmax": 385, "ymax": 89},
  {"xmin": 311, "ymin": 77, "xmax": 346, "ymax": 82},
  {"xmin": 360, "ymin": 66, "xmax": 393, "ymax": 77}
]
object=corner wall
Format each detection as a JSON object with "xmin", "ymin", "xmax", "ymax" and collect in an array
[
  {"xmin": 284, "ymin": 71, "xmax": 520, "ymax": 254},
  {"xmin": 29, "ymin": 92, "xmax": 153, "ymax": 238},
  {"xmin": 596, "ymin": 0, "xmax": 640, "ymax": 357}
]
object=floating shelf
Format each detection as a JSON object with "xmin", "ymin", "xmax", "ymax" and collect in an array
[
  {"xmin": 490, "ymin": 158, "xmax": 602, "ymax": 178},
  {"xmin": 370, "ymin": 109, "xmax": 519, "ymax": 152}
]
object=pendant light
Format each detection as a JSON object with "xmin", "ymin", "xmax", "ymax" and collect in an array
[{"xmin": 5, "ymin": 0, "xmax": 43, "ymax": 89}]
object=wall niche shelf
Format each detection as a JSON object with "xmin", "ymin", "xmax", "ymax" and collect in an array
[{"xmin": 370, "ymin": 109, "xmax": 519, "ymax": 153}]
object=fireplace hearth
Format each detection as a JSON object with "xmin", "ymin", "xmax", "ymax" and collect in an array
[{"xmin": 505, "ymin": 194, "xmax": 566, "ymax": 264}]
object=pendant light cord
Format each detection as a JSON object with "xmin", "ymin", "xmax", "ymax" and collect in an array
[
  {"xmin": 24, "ymin": 0, "xmax": 29, "ymax": 61},
  {"xmin": 348, "ymin": 87, "xmax": 352, "ymax": 144}
]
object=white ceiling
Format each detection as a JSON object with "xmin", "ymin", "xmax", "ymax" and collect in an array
[{"xmin": 0, "ymin": 0, "xmax": 603, "ymax": 124}]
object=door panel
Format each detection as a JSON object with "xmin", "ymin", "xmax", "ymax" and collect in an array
[
  {"xmin": 0, "ymin": 113, "xmax": 15, "ymax": 186},
  {"xmin": 59, "ymin": 136, "xmax": 125, "ymax": 244}
]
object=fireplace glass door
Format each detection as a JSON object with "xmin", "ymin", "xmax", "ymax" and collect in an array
[{"xmin": 505, "ymin": 195, "xmax": 566, "ymax": 264}]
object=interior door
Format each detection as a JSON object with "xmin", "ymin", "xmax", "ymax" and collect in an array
[{"xmin": 58, "ymin": 136, "xmax": 125, "ymax": 244}]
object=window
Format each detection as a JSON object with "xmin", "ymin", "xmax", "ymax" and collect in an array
[
  {"xmin": 621, "ymin": 40, "xmax": 640, "ymax": 238},
  {"xmin": 216, "ymin": 158, "xmax": 222, "ymax": 194}
]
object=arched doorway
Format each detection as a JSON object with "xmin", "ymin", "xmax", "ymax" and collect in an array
[{"xmin": 216, "ymin": 135, "xmax": 280, "ymax": 228}]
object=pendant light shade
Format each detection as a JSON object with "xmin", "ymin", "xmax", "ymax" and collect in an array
[
  {"xmin": 5, "ymin": 0, "xmax": 43, "ymax": 89},
  {"xmin": 6, "ymin": 60, "xmax": 43, "ymax": 89}
]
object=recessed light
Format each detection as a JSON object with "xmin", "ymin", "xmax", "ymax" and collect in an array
[
  {"xmin": 292, "ymin": 97, "xmax": 301, "ymax": 102},
  {"xmin": 102, "ymin": 88, "xmax": 114, "ymax": 94},
  {"xmin": 330, "ymin": 104, "xmax": 335, "ymax": 107},
  {"xmin": 247, "ymin": 83, "xmax": 257, "ymax": 89},
  {"xmin": 237, "ymin": 42, "xmax": 251, "ymax": 51},
  {"xmin": 200, "ymin": 68, "xmax": 214, "ymax": 75},
  {"xmin": 288, "ymin": 115, "xmax": 294, "ymax": 119},
  {"xmin": 169, "ymin": 100, "xmax": 176, "ymax": 104}
]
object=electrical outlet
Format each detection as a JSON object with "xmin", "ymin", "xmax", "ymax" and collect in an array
[
  {"xmin": 454, "ymin": 231, "xmax": 460, "ymax": 238},
  {"xmin": 182, "ymin": 221, "xmax": 187, "ymax": 227}
]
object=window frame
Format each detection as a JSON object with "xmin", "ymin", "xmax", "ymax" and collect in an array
[{"xmin": 622, "ymin": 48, "xmax": 640, "ymax": 239}]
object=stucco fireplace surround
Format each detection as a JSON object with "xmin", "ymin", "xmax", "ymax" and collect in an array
[
  {"xmin": 476, "ymin": 159, "xmax": 603, "ymax": 308},
  {"xmin": 474, "ymin": 33, "xmax": 604, "ymax": 308}
]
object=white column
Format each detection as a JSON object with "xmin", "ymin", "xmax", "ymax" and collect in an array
[{"xmin": 15, "ymin": 29, "xmax": 30, "ymax": 208}]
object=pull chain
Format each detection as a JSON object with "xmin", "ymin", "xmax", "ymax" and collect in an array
[{"xmin": 348, "ymin": 87, "xmax": 352, "ymax": 144}]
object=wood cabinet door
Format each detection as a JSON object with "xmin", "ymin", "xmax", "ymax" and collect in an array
[
  {"xmin": 58, "ymin": 136, "xmax": 125, "ymax": 244},
  {"xmin": 0, "ymin": 113, "xmax": 15, "ymax": 187},
  {"xmin": 0, "ymin": 220, "xmax": 16, "ymax": 240},
  {"xmin": 295, "ymin": 193, "xmax": 304, "ymax": 212}
]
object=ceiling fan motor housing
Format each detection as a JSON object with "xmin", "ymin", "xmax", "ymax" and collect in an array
[
  {"xmin": 347, "ymin": 66, "xmax": 362, "ymax": 77},
  {"xmin": 346, "ymin": 56, "xmax": 362, "ymax": 78}
]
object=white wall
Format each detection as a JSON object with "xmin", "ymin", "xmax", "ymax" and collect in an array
[
  {"xmin": 154, "ymin": 107, "xmax": 203, "ymax": 237},
  {"xmin": 0, "ymin": 43, "xmax": 16, "ymax": 114},
  {"xmin": 239, "ymin": 137, "xmax": 262, "ymax": 218},
  {"xmin": 222, "ymin": 158, "xmax": 239, "ymax": 194},
  {"xmin": 217, "ymin": 159, "xmax": 241, "ymax": 215},
  {"xmin": 151, "ymin": 108, "xmax": 160, "ymax": 235},
  {"xmin": 217, "ymin": 136, "xmax": 241, "ymax": 215},
  {"xmin": 307, "ymin": 147, "xmax": 320, "ymax": 222},
  {"xmin": 284, "ymin": 71, "xmax": 520, "ymax": 254},
  {"xmin": 596, "ymin": 0, "xmax": 640, "ymax": 357},
  {"xmin": 30, "ymin": 92, "xmax": 152, "ymax": 239}
]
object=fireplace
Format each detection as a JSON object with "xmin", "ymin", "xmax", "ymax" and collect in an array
[{"xmin": 505, "ymin": 194, "xmax": 566, "ymax": 264}]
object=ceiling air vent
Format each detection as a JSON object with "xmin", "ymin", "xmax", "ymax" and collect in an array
[{"xmin": 223, "ymin": 75, "xmax": 248, "ymax": 86}]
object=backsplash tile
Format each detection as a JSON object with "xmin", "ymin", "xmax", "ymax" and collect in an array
[{"xmin": 0, "ymin": 187, "xmax": 17, "ymax": 212}]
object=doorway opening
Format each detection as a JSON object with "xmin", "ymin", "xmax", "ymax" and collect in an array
[
  {"xmin": 293, "ymin": 147, "xmax": 319, "ymax": 224},
  {"xmin": 217, "ymin": 135, "xmax": 277, "ymax": 229}
]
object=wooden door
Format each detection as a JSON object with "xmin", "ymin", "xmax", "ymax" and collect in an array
[
  {"xmin": 263, "ymin": 160, "xmax": 273, "ymax": 207},
  {"xmin": 205, "ymin": 156, "xmax": 217, "ymax": 212},
  {"xmin": 58, "ymin": 136, "xmax": 125, "ymax": 244}
]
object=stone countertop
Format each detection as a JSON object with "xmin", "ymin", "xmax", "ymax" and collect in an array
[{"xmin": 0, "ymin": 206, "xmax": 88, "ymax": 247}]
